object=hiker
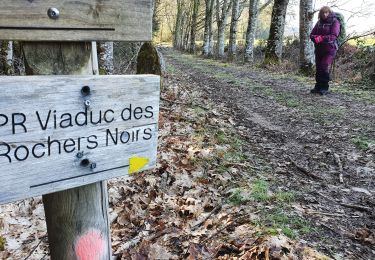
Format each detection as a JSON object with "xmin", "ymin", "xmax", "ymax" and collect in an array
[{"xmin": 310, "ymin": 6, "xmax": 340, "ymax": 95}]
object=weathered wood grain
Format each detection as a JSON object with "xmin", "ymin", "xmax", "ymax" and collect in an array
[
  {"xmin": 43, "ymin": 182, "xmax": 112, "ymax": 259},
  {"xmin": 0, "ymin": 0, "xmax": 152, "ymax": 41},
  {"xmin": 0, "ymin": 75, "xmax": 160, "ymax": 204},
  {"xmin": 23, "ymin": 41, "xmax": 113, "ymax": 260}
]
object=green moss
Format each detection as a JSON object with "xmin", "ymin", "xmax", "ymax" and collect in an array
[
  {"xmin": 0, "ymin": 236, "xmax": 5, "ymax": 251},
  {"xmin": 99, "ymin": 68, "xmax": 107, "ymax": 75},
  {"xmin": 136, "ymin": 42, "xmax": 161, "ymax": 75},
  {"xmin": 263, "ymin": 55, "xmax": 280, "ymax": 65}
]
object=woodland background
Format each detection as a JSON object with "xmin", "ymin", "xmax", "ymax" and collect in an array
[
  {"xmin": 0, "ymin": 0, "xmax": 375, "ymax": 83},
  {"xmin": 1, "ymin": 0, "xmax": 375, "ymax": 259}
]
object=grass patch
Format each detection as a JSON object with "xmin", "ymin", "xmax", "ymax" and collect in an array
[
  {"xmin": 251, "ymin": 85, "xmax": 302, "ymax": 108},
  {"xmin": 211, "ymin": 71, "xmax": 241, "ymax": 85},
  {"xmin": 274, "ymin": 191, "xmax": 295, "ymax": 203},
  {"xmin": 193, "ymin": 106, "xmax": 207, "ymax": 116},
  {"xmin": 257, "ymin": 208, "xmax": 314, "ymax": 239},
  {"xmin": 228, "ymin": 188, "xmax": 249, "ymax": 206},
  {"xmin": 302, "ymin": 105, "xmax": 346, "ymax": 124},
  {"xmin": 166, "ymin": 63, "xmax": 178, "ymax": 74},
  {"xmin": 251, "ymin": 179, "xmax": 270, "ymax": 201},
  {"xmin": 249, "ymin": 180, "xmax": 307, "ymax": 239},
  {"xmin": 191, "ymin": 128, "xmax": 248, "ymax": 170},
  {"xmin": 331, "ymin": 84, "xmax": 375, "ymax": 105},
  {"xmin": 352, "ymin": 136, "xmax": 375, "ymax": 150},
  {"xmin": 252, "ymin": 85, "xmax": 275, "ymax": 96},
  {"xmin": 250, "ymin": 180, "xmax": 295, "ymax": 204},
  {"xmin": 214, "ymin": 71, "xmax": 230, "ymax": 80},
  {"xmin": 215, "ymin": 130, "xmax": 230, "ymax": 144},
  {"xmin": 274, "ymin": 93, "xmax": 301, "ymax": 108}
]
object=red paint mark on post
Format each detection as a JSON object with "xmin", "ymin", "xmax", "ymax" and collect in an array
[{"xmin": 75, "ymin": 230, "xmax": 106, "ymax": 260}]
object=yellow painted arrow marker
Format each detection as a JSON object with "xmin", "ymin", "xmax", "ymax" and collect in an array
[{"xmin": 129, "ymin": 156, "xmax": 149, "ymax": 174}]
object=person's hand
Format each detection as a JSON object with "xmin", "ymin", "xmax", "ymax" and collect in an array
[{"xmin": 314, "ymin": 35, "xmax": 324, "ymax": 44}]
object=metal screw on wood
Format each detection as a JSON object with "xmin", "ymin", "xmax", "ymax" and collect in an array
[
  {"xmin": 84, "ymin": 100, "xmax": 91, "ymax": 108},
  {"xmin": 47, "ymin": 8, "xmax": 60, "ymax": 19},
  {"xmin": 76, "ymin": 152, "xmax": 84, "ymax": 158},
  {"xmin": 90, "ymin": 163, "xmax": 97, "ymax": 170}
]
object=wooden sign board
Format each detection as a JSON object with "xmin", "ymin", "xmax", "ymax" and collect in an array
[
  {"xmin": 0, "ymin": 75, "xmax": 159, "ymax": 204},
  {"xmin": 0, "ymin": 0, "xmax": 152, "ymax": 41}
]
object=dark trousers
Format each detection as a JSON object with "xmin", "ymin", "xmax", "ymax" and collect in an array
[{"xmin": 315, "ymin": 52, "xmax": 335, "ymax": 91}]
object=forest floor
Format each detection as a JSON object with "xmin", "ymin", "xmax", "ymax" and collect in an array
[{"xmin": 1, "ymin": 47, "xmax": 375, "ymax": 259}]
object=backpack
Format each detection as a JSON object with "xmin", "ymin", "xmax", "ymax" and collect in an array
[{"xmin": 334, "ymin": 12, "xmax": 346, "ymax": 47}]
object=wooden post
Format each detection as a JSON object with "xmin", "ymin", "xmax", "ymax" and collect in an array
[{"xmin": 22, "ymin": 42, "xmax": 112, "ymax": 259}]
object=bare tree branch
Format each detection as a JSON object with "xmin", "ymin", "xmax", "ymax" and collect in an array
[
  {"xmin": 341, "ymin": 29, "xmax": 375, "ymax": 46},
  {"xmin": 258, "ymin": 0, "xmax": 273, "ymax": 13}
]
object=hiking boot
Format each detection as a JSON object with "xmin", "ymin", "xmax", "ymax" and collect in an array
[{"xmin": 310, "ymin": 83, "xmax": 322, "ymax": 94}]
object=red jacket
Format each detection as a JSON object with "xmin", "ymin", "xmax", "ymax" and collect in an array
[{"xmin": 310, "ymin": 13, "xmax": 340, "ymax": 55}]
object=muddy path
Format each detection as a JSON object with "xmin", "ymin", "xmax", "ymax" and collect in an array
[{"xmin": 162, "ymin": 48, "xmax": 375, "ymax": 258}]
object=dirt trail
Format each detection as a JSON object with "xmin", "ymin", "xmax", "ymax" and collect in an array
[
  {"xmin": 1, "ymin": 48, "xmax": 374, "ymax": 259},
  {"xmin": 163, "ymin": 48, "xmax": 375, "ymax": 258}
]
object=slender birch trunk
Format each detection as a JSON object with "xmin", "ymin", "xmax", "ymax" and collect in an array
[
  {"xmin": 299, "ymin": 0, "xmax": 314, "ymax": 75},
  {"xmin": 228, "ymin": 0, "xmax": 240, "ymax": 61},
  {"xmin": 216, "ymin": 0, "xmax": 232, "ymax": 58},
  {"xmin": 203, "ymin": 0, "xmax": 215, "ymax": 56},
  {"xmin": 244, "ymin": 0, "xmax": 260, "ymax": 62},
  {"xmin": 98, "ymin": 42, "xmax": 114, "ymax": 75}
]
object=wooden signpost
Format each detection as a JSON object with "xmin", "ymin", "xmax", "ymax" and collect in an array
[
  {"xmin": 0, "ymin": 0, "xmax": 158, "ymax": 259},
  {"xmin": 0, "ymin": 0, "xmax": 152, "ymax": 41},
  {"xmin": 0, "ymin": 75, "xmax": 159, "ymax": 204}
]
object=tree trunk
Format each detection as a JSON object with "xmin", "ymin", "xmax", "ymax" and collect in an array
[
  {"xmin": 216, "ymin": 0, "xmax": 232, "ymax": 58},
  {"xmin": 182, "ymin": 10, "xmax": 191, "ymax": 50},
  {"xmin": 98, "ymin": 42, "xmax": 114, "ymax": 75},
  {"xmin": 203, "ymin": 0, "xmax": 215, "ymax": 56},
  {"xmin": 228, "ymin": 0, "xmax": 240, "ymax": 61},
  {"xmin": 0, "ymin": 41, "xmax": 13, "ymax": 75},
  {"xmin": 190, "ymin": 0, "xmax": 200, "ymax": 53},
  {"xmin": 299, "ymin": 0, "xmax": 314, "ymax": 75},
  {"xmin": 264, "ymin": 0, "xmax": 289, "ymax": 64},
  {"xmin": 209, "ymin": 22, "xmax": 215, "ymax": 55},
  {"xmin": 22, "ymin": 42, "xmax": 111, "ymax": 260},
  {"xmin": 174, "ymin": 0, "xmax": 184, "ymax": 49},
  {"xmin": 244, "ymin": 0, "xmax": 260, "ymax": 62},
  {"xmin": 13, "ymin": 41, "xmax": 25, "ymax": 75},
  {"xmin": 153, "ymin": 0, "xmax": 161, "ymax": 35}
]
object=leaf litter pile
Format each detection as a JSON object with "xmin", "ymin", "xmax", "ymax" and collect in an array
[{"xmin": 1, "ymin": 48, "xmax": 375, "ymax": 259}]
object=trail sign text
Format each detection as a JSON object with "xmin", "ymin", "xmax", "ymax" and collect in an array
[{"xmin": 0, "ymin": 75, "xmax": 160, "ymax": 204}]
